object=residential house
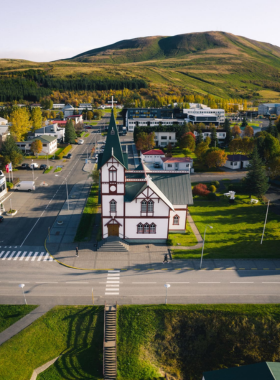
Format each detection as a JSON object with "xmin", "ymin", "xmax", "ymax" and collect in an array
[
  {"xmin": 79, "ymin": 103, "xmax": 93, "ymax": 110},
  {"xmin": 194, "ymin": 129, "xmax": 227, "ymax": 144},
  {"xmin": 203, "ymin": 362, "xmax": 280, "ymax": 380},
  {"xmin": 66, "ymin": 115, "xmax": 83, "ymax": 124},
  {"xmin": 29, "ymin": 123, "xmax": 65, "ymax": 143},
  {"xmin": 123, "ymin": 108, "xmax": 183, "ymax": 128},
  {"xmin": 224, "ymin": 154, "xmax": 250, "ymax": 170},
  {"xmin": 0, "ymin": 126, "xmax": 10, "ymax": 149},
  {"xmin": 140, "ymin": 149, "xmax": 165, "ymax": 163},
  {"xmin": 97, "ymin": 111, "xmax": 193, "ymax": 242},
  {"xmin": 17, "ymin": 135, "xmax": 57, "ymax": 156},
  {"xmin": 0, "ymin": 117, "xmax": 8, "ymax": 125},
  {"xmin": 62, "ymin": 104, "xmax": 75, "ymax": 116},
  {"xmin": 53, "ymin": 104, "xmax": 65, "ymax": 109},
  {"xmin": 154, "ymin": 131, "xmax": 177, "ymax": 147},
  {"xmin": 161, "ymin": 157, "xmax": 193, "ymax": 172}
]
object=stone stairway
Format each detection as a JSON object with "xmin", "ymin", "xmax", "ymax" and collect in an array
[
  {"xmin": 103, "ymin": 304, "xmax": 117, "ymax": 380},
  {"xmin": 98, "ymin": 237, "xmax": 129, "ymax": 252}
]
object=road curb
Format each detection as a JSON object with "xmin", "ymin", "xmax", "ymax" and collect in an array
[{"xmin": 44, "ymin": 239, "xmax": 113, "ymax": 271}]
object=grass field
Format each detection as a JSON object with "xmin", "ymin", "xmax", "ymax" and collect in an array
[
  {"xmin": 74, "ymin": 183, "xmax": 98, "ymax": 242},
  {"xmin": 54, "ymin": 167, "xmax": 62, "ymax": 173},
  {"xmin": 0, "ymin": 305, "xmax": 37, "ymax": 334},
  {"xmin": 173, "ymin": 192, "xmax": 280, "ymax": 260},
  {"xmin": 43, "ymin": 166, "xmax": 53, "ymax": 174},
  {"xmin": 167, "ymin": 221, "xmax": 197, "ymax": 247},
  {"xmin": 117, "ymin": 304, "xmax": 280, "ymax": 380},
  {"xmin": 0, "ymin": 306, "xmax": 103, "ymax": 380}
]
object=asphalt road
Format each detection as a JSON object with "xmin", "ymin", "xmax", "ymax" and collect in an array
[{"xmin": 1, "ymin": 260, "xmax": 280, "ymax": 305}]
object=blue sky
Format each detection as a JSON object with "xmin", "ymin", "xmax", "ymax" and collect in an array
[{"xmin": 1, "ymin": 0, "xmax": 279, "ymax": 62}]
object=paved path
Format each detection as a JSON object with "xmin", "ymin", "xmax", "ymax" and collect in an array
[
  {"xmin": 0, "ymin": 304, "xmax": 53, "ymax": 346},
  {"xmin": 170, "ymin": 211, "xmax": 203, "ymax": 250}
]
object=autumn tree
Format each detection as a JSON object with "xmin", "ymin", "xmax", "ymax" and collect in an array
[
  {"xmin": 9, "ymin": 107, "xmax": 31, "ymax": 141},
  {"xmin": 224, "ymin": 118, "xmax": 232, "ymax": 146},
  {"xmin": 205, "ymin": 148, "xmax": 228, "ymax": 168},
  {"xmin": 229, "ymin": 137, "xmax": 242, "ymax": 153},
  {"xmin": 195, "ymin": 142, "xmax": 209, "ymax": 161},
  {"xmin": 87, "ymin": 111, "xmax": 94, "ymax": 120},
  {"xmin": 241, "ymin": 137, "xmax": 254, "ymax": 155},
  {"xmin": 31, "ymin": 107, "xmax": 43, "ymax": 131},
  {"xmin": 232, "ymin": 124, "xmax": 242, "ymax": 137},
  {"xmin": 31, "ymin": 139, "xmax": 43, "ymax": 156},
  {"xmin": 179, "ymin": 133, "xmax": 195, "ymax": 151},
  {"xmin": 136, "ymin": 132, "xmax": 155, "ymax": 151},
  {"xmin": 0, "ymin": 135, "xmax": 23, "ymax": 166},
  {"xmin": 267, "ymin": 156, "xmax": 280, "ymax": 179},
  {"xmin": 59, "ymin": 111, "xmax": 64, "ymax": 119},
  {"xmin": 243, "ymin": 125, "xmax": 254, "ymax": 137},
  {"xmin": 196, "ymin": 129, "xmax": 203, "ymax": 145},
  {"xmin": 205, "ymin": 136, "xmax": 211, "ymax": 146}
]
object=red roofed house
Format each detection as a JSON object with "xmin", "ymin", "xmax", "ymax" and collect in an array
[
  {"xmin": 140, "ymin": 149, "xmax": 165, "ymax": 163},
  {"xmin": 161, "ymin": 157, "xmax": 193, "ymax": 172}
]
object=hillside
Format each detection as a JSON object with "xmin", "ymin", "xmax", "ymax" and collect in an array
[{"xmin": 1, "ymin": 31, "xmax": 280, "ymax": 100}]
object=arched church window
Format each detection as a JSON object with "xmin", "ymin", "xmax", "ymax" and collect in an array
[{"xmin": 141, "ymin": 200, "xmax": 147, "ymax": 213}]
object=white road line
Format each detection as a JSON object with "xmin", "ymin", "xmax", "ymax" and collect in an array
[
  {"xmin": 106, "ymin": 281, "xmax": 120, "ymax": 283},
  {"xmin": 65, "ymin": 282, "xmax": 89, "ymax": 284},
  {"xmin": 2, "ymin": 251, "xmax": 10, "ymax": 260},
  {"xmin": 230, "ymin": 282, "xmax": 254, "ymax": 284},
  {"xmin": 35, "ymin": 282, "xmax": 58, "ymax": 284},
  {"xmin": 31, "ymin": 252, "xmax": 39, "ymax": 261},
  {"xmin": 198, "ymin": 282, "xmax": 221, "ymax": 284},
  {"xmin": 105, "ymin": 288, "xmax": 119, "ymax": 291},
  {"xmin": 37, "ymin": 252, "xmax": 45, "ymax": 261},
  {"xmin": 105, "ymin": 293, "xmax": 119, "ymax": 295},
  {"xmin": 168, "ymin": 282, "xmax": 190, "ymax": 284},
  {"xmin": 25, "ymin": 251, "xmax": 33, "ymax": 261},
  {"xmin": 13, "ymin": 251, "xmax": 22, "ymax": 260},
  {"xmin": 43, "ymin": 253, "xmax": 50, "ymax": 261},
  {"xmin": 107, "ymin": 274, "xmax": 120, "ymax": 277},
  {"xmin": 132, "ymin": 282, "xmax": 157, "ymax": 284},
  {"xmin": 7, "ymin": 251, "xmax": 16, "ymax": 260},
  {"xmin": 8, "ymin": 281, "xmax": 30, "ymax": 283},
  {"xmin": 106, "ymin": 285, "xmax": 119, "ymax": 287},
  {"xmin": 108, "ymin": 270, "xmax": 120, "ymax": 273},
  {"xmin": 262, "ymin": 282, "xmax": 280, "ymax": 284},
  {"xmin": 19, "ymin": 251, "xmax": 27, "ymax": 261},
  {"xmin": 0, "ymin": 251, "xmax": 5, "ymax": 258}
]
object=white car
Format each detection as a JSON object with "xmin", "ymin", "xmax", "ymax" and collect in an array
[
  {"xmin": 30, "ymin": 163, "xmax": 39, "ymax": 170},
  {"xmin": 78, "ymin": 139, "xmax": 84, "ymax": 145}
]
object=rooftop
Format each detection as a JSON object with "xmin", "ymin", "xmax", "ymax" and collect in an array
[
  {"xmin": 161, "ymin": 157, "xmax": 193, "ymax": 163},
  {"xmin": 227, "ymin": 154, "xmax": 250, "ymax": 162},
  {"xmin": 22, "ymin": 135, "xmax": 57, "ymax": 144},
  {"xmin": 141, "ymin": 149, "xmax": 165, "ymax": 156}
]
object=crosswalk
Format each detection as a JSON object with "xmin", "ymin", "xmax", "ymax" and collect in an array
[
  {"xmin": 105, "ymin": 270, "xmax": 120, "ymax": 295},
  {"xmin": 0, "ymin": 249, "xmax": 53, "ymax": 262}
]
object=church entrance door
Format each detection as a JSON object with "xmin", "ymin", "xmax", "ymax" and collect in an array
[{"xmin": 108, "ymin": 224, "xmax": 119, "ymax": 237}]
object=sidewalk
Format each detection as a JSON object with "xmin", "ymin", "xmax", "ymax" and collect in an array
[{"xmin": 0, "ymin": 304, "xmax": 53, "ymax": 346}]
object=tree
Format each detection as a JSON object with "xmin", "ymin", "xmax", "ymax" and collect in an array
[
  {"xmin": 87, "ymin": 111, "xmax": 93, "ymax": 120},
  {"xmin": 243, "ymin": 125, "xmax": 254, "ymax": 137},
  {"xmin": 243, "ymin": 147, "xmax": 269, "ymax": 198},
  {"xmin": 41, "ymin": 99, "xmax": 53, "ymax": 110},
  {"xmin": 205, "ymin": 136, "xmax": 211, "ymax": 146},
  {"xmin": 74, "ymin": 122, "xmax": 84, "ymax": 134},
  {"xmin": 192, "ymin": 183, "xmax": 210, "ymax": 197},
  {"xmin": 179, "ymin": 134, "xmax": 195, "ymax": 151},
  {"xmin": 256, "ymin": 134, "xmax": 280, "ymax": 162},
  {"xmin": 196, "ymin": 129, "xmax": 203, "ymax": 145},
  {"xmin": 31, "ymin": 139, "xmax": 43, "ymax": 156},
  {"xmin": 9, "ymin": 107, "xmax": 31, "ymax": 141},
  {"xmin": 195, "ymin": 142, "xmax": 209, "ymax": 161},
  {"xmin": 232, "ymin": 125, "xmax": 242, "ymax": 137},
  {"xmin": 59, "ymin": 111, "xmax": 64, "ymax": 120},
  {"xmin": 166, "ymin": 143, "xmax": 173, "ymax": 153},
  {"xmin": 136, "ymin": 132, "xmax": 155, "ymax": 151},
  {"xmin": 224, "ymin": 118, "xmax": 232, "ymax": 146},
  {"xmin": 267, "ymin": 120, "xmax": 278, "ymax": 137},
  {"xmin": 241, "ymin": 117, "xmax": 248, "ymax": 127},
  {"xmin": 31, "ymin": 107, "xmax": 43, "ymax": 131},
  {"xmin": 229, "ymin": 137, "xmax": 242, "ymax": 154},
  {"xmin": 65, "ymin": 120, "xmax": 77, "ymax": 143},
  {"xmin": 210, "ymin": 127, "xmax": 218, "ymax": 147},
  {"xmin": 0, "ymin": 135, "xmax": 23, "ymax": 166},
  {"xmin": 91, "ymin": 167, "xmax": 100, "ymax": 183},
  {"xmin": 241, "ymin": 137, "xmax": 254, "ymax": 155},
  {"xmin": 267, "ymin": 156, "xmax": 280, "ymax": 179},
  {"xmin": 205, "ymin": 148, "xmax": 228, "ymax": 168}
]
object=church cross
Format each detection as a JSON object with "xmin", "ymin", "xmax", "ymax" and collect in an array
[{"xmin": 108, "ymin": 95, "xmax": 117, "ymax": 109}]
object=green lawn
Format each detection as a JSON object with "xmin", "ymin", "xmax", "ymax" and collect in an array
[
  {"xmin": 117, "ymin": 304, "xmax": 280, "ymax": 380},
  {"xmin": 74, "ymin": 183, "xmax": 98, "ymax": 242},
  {"xmin": 167, "ymin": 221, "xmax": 197, "ymax": 246},
  {"xmin": 43, "ymin": 166, "xmax": 53, "ymax": 174},
  {"xmin": 84, "ymin": 133, "xmax": 90, "ymax": 138},
  {"xmin": 0, "ymin": 305, "xmax": 37, "ymax": 334},
  {"xmin": 0, "ymin": 306, "xmax": 103, "ymax": 380},
  {"xmin": 54, "ymin": 167, "xmax": 62, "ymax": 173},
  {"xmin": 173, "ymin": 193, "xmax": 280, "ymax": 259}
]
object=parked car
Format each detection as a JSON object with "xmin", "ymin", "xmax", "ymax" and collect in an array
[
  {"xmin": 20, "ymin": 163, "xmax": 30, "ymax": 170},
  {"xmin": 30, "ymin": 163, "xmax": 39, "ymax": 170},
  {"xmin": 101, "ymin": 145, "xmax": 106, "ymax": 149},
  {"xmin": 66, "ymin": 153, "xmax": 72, "ymax": 159},
  {"xmin": 78, "ymin": 139, "xmax": 84, "ymax": 145},
  {"xmin": 40, "ymin": 164, "xmax": 50, "ymax": 170},
  {"xmin": 154, "ymin": 163, "xmax": 161, "ymax": 168},
  {"xmin": 0, "ymin": 215, "xmax": 4, "ymax": 223}
]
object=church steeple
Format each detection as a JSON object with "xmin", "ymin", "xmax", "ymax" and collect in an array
[{"xmin": 99, "ymin": 110, "xmax": 127, "ymax": 168}]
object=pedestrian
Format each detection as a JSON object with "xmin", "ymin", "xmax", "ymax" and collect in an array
[
  {"xmin": 75, "ymin": 247, "xmax": 79, "ymax": 257},
  {"xmin": 163, "ymin": 254, "xmax": 169, "ymax": 264}
]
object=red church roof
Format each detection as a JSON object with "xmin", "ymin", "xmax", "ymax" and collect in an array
[
  {"xmin": 141, "ymin": 149, "xmax": 165, "ymax": 156},
  {"xmin": 161, "ymin": 157, "xmax": 193, "ymax": 163}
]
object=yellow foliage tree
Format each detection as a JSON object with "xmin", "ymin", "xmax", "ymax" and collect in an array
[
  {"xmin": 205, "ymin": 148, "xmax": 228, "ymax": 168},
  {"xmin": 31, "ymin": 139, "xmax": 43, "ymax": 156},
  {"xmin": 31, "ymin": 107, "xmax": 43, "ymax": 131},
  {"xmin": 9, "ymin": 107, "xmax": 31, "ymax": 141}
]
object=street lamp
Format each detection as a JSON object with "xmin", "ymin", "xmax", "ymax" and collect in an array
[
  {"xmin": 200, "ymin": 225, "xmax": 213, "ymax": 269},
  {"xmin": 164, "ymin": 283, "xmax": 170, "ymax": 304},
  {"xmin": 19, "ymin": 284, "xmax": 27, "ymax": 305},
  {"xmin": 55, "ymin": 174, "xmax": 69, "ymax": 211}
]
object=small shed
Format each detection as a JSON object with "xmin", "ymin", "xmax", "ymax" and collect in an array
[{"xmin": 224, "ymin": 154, "xmax": 250, "ymax": 170}]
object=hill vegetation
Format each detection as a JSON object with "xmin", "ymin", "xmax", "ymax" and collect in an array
[{"xmin": 1, "ymin": 31, "xmax": 280, "ymax": 102}]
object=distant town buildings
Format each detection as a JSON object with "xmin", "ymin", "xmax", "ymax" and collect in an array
[
  {"xmin": 183, "ymin": 103, "xmax": 225, "ymax": 125},
  {"xmin": 17, "ymin": 135, "xmax": 57, "ymax": 156},
  {"xmin": 127, "ymin": 118, "xmax": 184, "ymax": 132},
  {"xmin": 258, "ymin": 103, "xmax": 280, "ymax": 116}
]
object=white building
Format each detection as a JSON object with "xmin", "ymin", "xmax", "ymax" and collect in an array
[
  {"xmin": 127, "ymin": 118, "xmax": 184, "ymax": 132},
  {"xmin": 224, "ymin": 154, "xmax": 250, "ymax": 170},
  {"xmin": 17, "ymin": 135, "xmax": 57, "ymax": 156},
  {"xmin": 258, "ymin": 103, "xmax": 280, "ymax": 116},
  {"xmin": 161, "ymin": 157, "xmax": 193, "ymax": 172},
  {"xmin": 66, "ymin": 115, "xmax": 83, "ymax": 124},
  {"xmin": 62, "ymin": 104, "xmax": 75, "ymax": 116},
  {"xmin": 31, "ymin": 123, "xmax": 65, "ymax": 143},
  {"xmin": 0, "ymin": 170, "xmax": 7, "ymax": 201},
  {"xmin": 98, "ymin": 111, "xmax": 194, "ymax": 242},
  {"xmin": 154, "ymin": 131, "xmax": 177, "ymax": 147},
  {"xmin": 0, "ymin": 126, "xmax": 10, "ymax": 148},
  {"xmin": 183, "ymin": 105, "xmax": 225, "ymax": 124},
  {"xmin": 53, "ymin": 104, "xmax": 65, "ymax": 109},
  {"xmin": 79, "ymin": 103, "xmax": 93, "ymax": 110},
  {"xmin": 194, "ymin": 129, "xmax": 226, "ymax": 143},
  {"xmin": 0, "ymin": 117, "xmax": 8, "ymax": 125},
  {"xmin": 140, "ymin": 149, "xmax": 165, "ymax": 163}
]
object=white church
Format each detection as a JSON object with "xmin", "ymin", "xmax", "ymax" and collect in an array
[{"xmin": 97, "ymin": 111, "xmax": 193, "ymax": 243}]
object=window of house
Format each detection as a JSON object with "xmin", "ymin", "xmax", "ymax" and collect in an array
[
  {"xmin": 109, "ymin": 167, "xmax": 117, "ymax": 182},
  {"xmin": 43, "ymin": 144, "xmax": 47, "ymax": 147},
  {"xmin": 144, "ymin": 223, "xmax": 150, "ymax": 233},
  {"xmin": 141, "ymin": 200, "xmax": 147, "ymax": 212},
  {"xmin": 148, "ymin": 200, "xmax": 154, "ymax": 212},
  {"xmin": 231, "ymin": 162, "xmax": 233, "ymax": 166},
  {"xmin": 137, "ymin": 223, "xmax": 144, "ymax": 234},
  {"xmin": 167, "ymin": 164, "xmax": 172, "ymax": 167},
  {"xmin": 173, "ymin": 215, "xmax": 180, "ymax": 225},
  {"xmin": 234, "ymin": 162, "xmax": 238, "ymax": 166},
  {"xmin": 161, "ymin": 136, "xmax": 167, "ymax": 140},
  {"xmin": 150, "ymin": 223, "xmax": 156, "ymax": 234},
  {"xmin": 110, "ymin": 200, "xmax": 116, "ymax": 213},
  {"xmin": 169, "ymin": 136, "xmax": 171, "ymax": 139}
]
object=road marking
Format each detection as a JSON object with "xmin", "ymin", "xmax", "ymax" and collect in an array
[
  {"xmin": 106, "ymin": 281, "xmax": 120, "ymax": 283},
  {"xmin": 263, "ymin": 268, "xmax": 270, "ymax": 270},
  {"xmin": 43, "ymin": 253, "xmax": 50, "ymax": 261},
  {"xmin": 169, "ymin": 282, "xmax": 190, "ymax": 284},
  {"xmin": 132, "ymin": 282, "xmax": 157, "ymax": 284},
  {"xmin": 2, "ymin": 251, "xmax": 10, "ymax": 260},
  {"xmin": 25, "ymin": 251, "xmax": 33, "ymax": 261},
  {"xmin": 105, "ymin": 293, "xmax": 119, "ymax": 295},
  {"xmin": 31, "ymin": 252, "xmax": 39, "ymax": 261},
  {"xmin": 8, "ymin": 281, "xmax": 30, "ymax": 283},
  {"xmin": 19, "ymin": 251, "xmax": 27, "ymax": 261},
  {"xmin": 106, "ymin": 284, "xmax": 119, "ymax": 287},
  {"xmin": 13, "ymin": 251, "xmax": 22, "ymax": 260},
  {"xmin": 107, "ymin": 274, "xmax": 120, "ymax": 277},
  {"xmin": 108, "ymin": 270, "xmax": 120, "ymax": 273},
  {"xmin": 65, "ymin": 282, "xmax": 89, "ymax": 284},
  {"xmin": 35, "ymin": 282, "xmax": 58, "ymax": 284},
  {"xmin": 37, "ymin": 252, "xmax": 45, "ymax": 261},
  {"xmin": 262, "ymin": 282, "xmax": 280, "ymax": 284},
  {"xmin": 105, "ymin": 289, "xmax": 119, "ymax": 292},
  {"xmin": 230, "ymin": 282, "xmax": 254, "ymax": 283},
  {"xmin": 0, "ymin": 251, "xmax": 5, "ymax": 258},
  {"xmin": 198, "ymin": 282, "xmax": 221, "ymax": 284},
  {"xmin": 7, "ymin": 251, "xmax": 16, "ymax": 260}
]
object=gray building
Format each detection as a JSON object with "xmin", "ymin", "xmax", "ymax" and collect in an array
[{"xmin": 258, "ymin": 103, "xmax": 280, "ymax": 116}]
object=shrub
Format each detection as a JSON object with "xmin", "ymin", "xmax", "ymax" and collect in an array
[
  {"xmin": 208, "ymin": 192, "xmax": 217, "ymax": 201},
  {"xmin": 192, "ymin": 183, "xmax": 210, "ymax": 197},
  {"xmin": 209, "ymin": 185, "xmax": 217, "ymax": 193},
  {"xmin": 211, "ymin": 180, "xmax": 220, "ymax": 188},
  {"xmin": 228, "ymin": 183, "xmax": 245, "ymax": 193},
  {"xmin": 57, "ymin": 145, "xmax": 72, "ymax": 160},
  {"xmin": 6, "ymin": 182, "xmax": 13, "ymax": 190}
]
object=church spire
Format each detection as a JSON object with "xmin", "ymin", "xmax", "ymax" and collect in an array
[{"xmin": 100, "ymin": 110, "xmax": 126, "ymax": 168}]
